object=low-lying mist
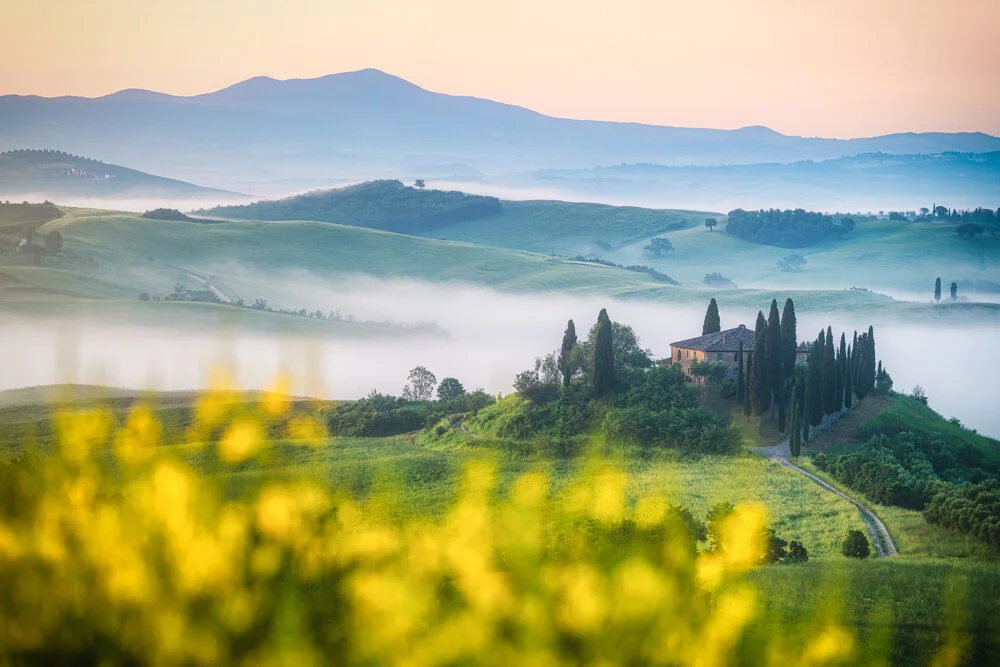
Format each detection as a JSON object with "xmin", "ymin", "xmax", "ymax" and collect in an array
[{"xmin": 2, "ymin": 277, "xmax": 997, "ymax": 438}]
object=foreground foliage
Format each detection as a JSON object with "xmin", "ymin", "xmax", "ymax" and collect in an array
[{"xmin": 0, "ymin": 385, "xmax": 992, "ymax": 665}]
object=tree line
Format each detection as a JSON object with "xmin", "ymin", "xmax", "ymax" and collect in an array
[{"xmin": 724, "ymin": 208, "xmax": 856, "ymax": 248}]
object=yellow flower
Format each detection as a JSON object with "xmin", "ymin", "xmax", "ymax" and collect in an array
[
  {"xmin": 263, "ymin": 374, "xmax": 292, "ymax": 417},
  {"xmin": 286, "ymin": 416, "xmax": 327, "ymax": 447},
  {"xmin": 55, "ymin": 408, "xmax": 112, "ymax": 463},
  {"xmin": 115, "ymin": 404, "xmax": 161, "ymax": 465},
  {"xmin": 219, "ymin": 417, "xmax": 264, "ymax": 465}
]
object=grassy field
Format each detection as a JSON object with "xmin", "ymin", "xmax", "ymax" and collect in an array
[
  {"xmin": 609, "ymin": 215, "xmax": 1000, "ymax": 295},
  {"xmin": 3, "ymin": 207, "xmax": 991, "ymax": 326},
  {"xmin": 1, "ymin": 383, "xmax": 999, "ymax": 664},
  {"xmin": 418, "ymin": 200, "xmax": 708, "ymax": 254}
]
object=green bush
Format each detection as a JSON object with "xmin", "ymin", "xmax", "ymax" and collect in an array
[{"xmin": 842, "ymin": 529, "xmax": 871, "ymax": 559}]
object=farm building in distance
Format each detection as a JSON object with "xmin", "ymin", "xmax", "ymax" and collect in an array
[{"xmin": 669, "ymin": 324, "xmax": 807, "ymax": 381}]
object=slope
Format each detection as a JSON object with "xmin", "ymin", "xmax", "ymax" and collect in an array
[{"xmin": 0, "ymin": 149, "xmax": 244, "ymax": 203}]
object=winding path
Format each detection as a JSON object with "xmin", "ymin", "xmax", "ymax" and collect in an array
[{"xmin": 752, "ymin": 441, "xmax": 897, "ymax": 557}]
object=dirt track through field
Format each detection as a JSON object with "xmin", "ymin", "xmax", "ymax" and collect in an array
[{"xmin": 752, "ymin": 440, "xmax": 897, "ymax": 557}]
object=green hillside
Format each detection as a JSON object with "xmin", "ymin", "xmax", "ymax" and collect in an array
[
  {"xmin": 418, "ymin": 199, "xmax": 707, "ymax": 254},
  {"xmin": 2, "ymin": 207, "xmax": 996, "ymax": 332},
  {"xmin": 199, "ymin": 180, "xmax": 503, "ymax": 234}
]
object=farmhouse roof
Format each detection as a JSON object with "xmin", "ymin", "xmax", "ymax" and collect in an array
[
  {"xmin": 671, "ymin": 324, "xmax": 808, "ymax": 354},
  {"xmin": 671, "ymin": 325, "xmax": 757, "ymax": 353}
]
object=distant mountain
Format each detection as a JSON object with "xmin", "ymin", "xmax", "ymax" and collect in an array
[
  {"xmin": 0, "ymin": 149, "xmax": 244, "ymax": 203},
  {"xmin": 2, "ymin": 69, "xmax": 998, "ymax": 194}
]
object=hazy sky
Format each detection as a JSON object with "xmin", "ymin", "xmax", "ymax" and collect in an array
[{"xmin": 2, "ymin": 0, "xmax": 997, "ymax": 138}]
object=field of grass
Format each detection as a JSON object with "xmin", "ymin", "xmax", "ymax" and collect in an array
[
  {"xmin": 418, "ymin": 200, "xmax": 708, "ymax": 254},
  {"xmin": 9, "ymin": 207, "xmax": 989, "ymax": 326},
  {"xmin": 608, "ymin": 215, "xmax": 1000, "ymax": 295},
  {"xmin": 748, "ymin": 558, "xmax": 1000, "ymax": 666}
]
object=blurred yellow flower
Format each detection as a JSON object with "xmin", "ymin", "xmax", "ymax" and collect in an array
[{"xmin": 220, "ymin": 416, "xmax": 264, "ymax": 464}]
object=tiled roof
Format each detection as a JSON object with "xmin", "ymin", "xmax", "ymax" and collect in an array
[
  {"xmin": 671, "ymin": 325, "xmax": 809, "ymax": 354},
  {"xmin": 671, "ymin": 325, "xmax": 757, "ymax": 353}
]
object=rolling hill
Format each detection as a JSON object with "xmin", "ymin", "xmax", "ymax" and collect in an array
[
  {"xmin": 198, "ymin": 180, "xmax": 711, "ymax": 254},
  {"xmin": 2, "ymin": 69, "xmax": 998, "ymax": 197},
  {"xmin": 0, "ymin": 149, "xmax": 245, "ymax": 204}
]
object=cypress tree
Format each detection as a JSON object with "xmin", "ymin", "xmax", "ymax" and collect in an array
[
  {"xmin": 558, "ymin": 319, "xmax": 578, "ymax": 388},
  {"xmin": 822, "ymin": 326, "xmax": 837, "ymax": 419},
  {"xmin": 736, "ymin": 340, "xmax": 746, "ymax": 404},
  {"xmin": 592, "ymin": 309, "xmax": 615, "ymax": 397},
  {"xmin": 801, "ymin": 365, "xmax": 811, "ymax": 444},
  {"xmin": 950, "ymin": 281, "xmax": 958, "ymax": 301},
  {"xmin": 780, "ymin": 298, "xmax": 797, "ymax": 380},
  {"xmin": 789, "ymin": 374, "xmax": 801, "ymax": 456},
  {"xmin": 777, "ymin": 361, "xmax": 787, "ymax": 433},
  {"xmin": 765, "ymin": 299, "xmax": 782, "ymax": 416},
  {"xmin": 806, "ymin": 338, "xmax": 823, "ymax": 430},
  {"xmin": 837, "ymin": 333, "xmax": 848, "ymax": 411},
  {"xmin": 743, "ymin": 351, "xmax": 752, "ymax": 419},
  {"xmin": 749, "ymin": 323, "xmax": 769, "ymax": 417},
  {"xmin": 702, "ymin": 298, "xmax": 721, "ymax": 335},
  {"xmin": 844, "ymin": 343, "xmax": 854, "ymax": 409},
  {"xmin": 934, "ymin": 277, "xmax": 942, "ymax": 303}
]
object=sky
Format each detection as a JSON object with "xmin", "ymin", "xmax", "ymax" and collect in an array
[{"xmin": 1, "ymin": 0, "xmax": 997, "ymax": 138}]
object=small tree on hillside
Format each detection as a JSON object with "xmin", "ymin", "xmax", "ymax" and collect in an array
[
  {"xmin": 705, "ymin": 218, "xmax": 718, "ymax": 232},
  {"xmin": 413, "ymin": 179, "xmax": 426, "ymax": 189},
  {"xmin": 591, "ymin": 309, "xmax": 615, "ymax": 397},
  {"xmin": 702, "ymin": 298, "xmax": 721, "ymax": 335},
  {"xmin": 934, "ymin": 277, "xmax": 942, "ymax": 303},
  {"xmin": 437, "ymin": 377, "xmax": 466, "ymax": 401},
  {"xmin": 950, "ymin": 281, "xmax": 958, "ymax": 301},
  {"xmin": 821, "ymin": 327, "xmax": 837, "ymax": 421},
  {"xmin": 402, "ymin": 366, "xmax": 437, "ymax": 402},
  {"xmin": 842, "ymin": 530, "xmax": 871, "ymax": 559},
  {"xmin": 643, "ymin": 237, "xmax": 674, "ymax": 257}
]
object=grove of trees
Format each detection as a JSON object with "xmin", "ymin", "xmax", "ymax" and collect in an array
[{"xmin": 724, "ymin": 208, "xmax": 856, "ymax": 248}]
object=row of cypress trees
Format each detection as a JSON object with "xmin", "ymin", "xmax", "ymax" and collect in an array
[
  {"xmin": 722, "ymin": 296, "xmax": 881, "ymax": 457},
  {"xmin": 787, "ymin": 325, "xmax": 879, "ymax": 456}
]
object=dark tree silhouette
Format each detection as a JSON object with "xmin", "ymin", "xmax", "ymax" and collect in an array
[
  {"xmin": 558, "ymin": 319, "xmax": 578, "ymax": 388},
  {"xmin": 592, "ymin": 309, "xmax": 615, "ymax": 397},
  {"xmin": 934, "ymin": 277, "xmax": 942, "ymax": 303},
  {"xmin": 702, "ymin": 298, "xmax": 721, "ymax": 335}
]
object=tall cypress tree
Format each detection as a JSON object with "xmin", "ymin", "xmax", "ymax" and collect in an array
[
  {"xmin": 777, "ymin": 361, "xmax": 787, "ymax": 433},
  {"xmin": 765, "ymin": 299, "xmax": 783, "ymax": 416},
  {"xmin": 789, "ymin": 373, "xmax": 801, "ymax": 456},
  {"xmin": 844, "ymin": 343, "xmax": 854, "ymax": 409},
  {"xmin": 749, "ymin": 322, "xmax": 769, "ymax": 417},
  {"xmin": 743, "ymin": 351, "xmax": 752, "ymax": 419},
  {"xmin": 806, "ymin": 337, "xmax": 823, "ymax": 430},
  {"xmin": 934, "ymin": 277, "xmax": 942, "ymax": 303},
  {"xmin": 837, "ymin": 333, "xmax": 848, "ymax": 411},
  {"xmin": 592, "ymin": 309, "xmax": 615, "ymax": 397},
  {"xmin": 558, "ymin": 319, "xmax": 578, "ymax": 388},
  {"xmin": 822, "ymin": 326, "xmax": 837, "ymax": 419},
  {"xmin": 736, "ymin": 340, "xmax": 746, "ymax": 404},
  {"xmin": 801, "ymin": 364, "xmax": 811, "ymax": 444},
  {"xmin": 780, "ymin": 298, "xmax": 797, "ymax": 380},
  {"xmin": 702, "ymin": 298, "xmax": 721, "ymax": 335}
]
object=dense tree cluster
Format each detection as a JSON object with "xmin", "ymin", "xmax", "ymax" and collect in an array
[
  {"xmin": 924, "ymin": 480, "xmax": 1000, "ymax": 550},
  {"xmin": 198, "ymin": 180, "xmax": 502, "ymax": 234},
  {"xmin": 725, "ymin": 208, "xmax": 856, "ymax": 248}
]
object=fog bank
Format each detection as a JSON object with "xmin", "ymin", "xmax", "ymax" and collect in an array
[{"xmin": 1, "ymin": 279, "xmax": 997, "ymax": 438}]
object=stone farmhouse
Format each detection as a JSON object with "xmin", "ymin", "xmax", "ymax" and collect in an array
[{"xmin": 669, "ymin": 324, "xmax": 807, "ymax": 381}]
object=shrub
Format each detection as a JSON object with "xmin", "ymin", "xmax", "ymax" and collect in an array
[
  {"xmin": 786, "ymin": 540, "xmax": 809, "ymax": 563},
  {"xmin": 842, "ymin": 529, "xmax": 871, "ymax": 559},
  {"xmin": 720, "ymin": 381, "xmax": 737, "ymax": 399}
]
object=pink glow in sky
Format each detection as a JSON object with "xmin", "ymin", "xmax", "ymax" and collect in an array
[{"xmin": 2, "ymin": 0, "xmax": 998, "ymax": 138}]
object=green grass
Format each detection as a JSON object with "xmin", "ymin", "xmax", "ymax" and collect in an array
[
  {"xmin": 418, "ymin": 200, "xmax": 708, "ymax": 254},
  {"xmin": 0, "ymin": 202, "xmax": 62, "ymax": 228},
  {"xmin": 748, "ymin": 558, "xmax": 1000, "ymax": 666},
  {"xmin": 855, "ymin": 394, "xmax": 1000, "ymax": 462}
]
